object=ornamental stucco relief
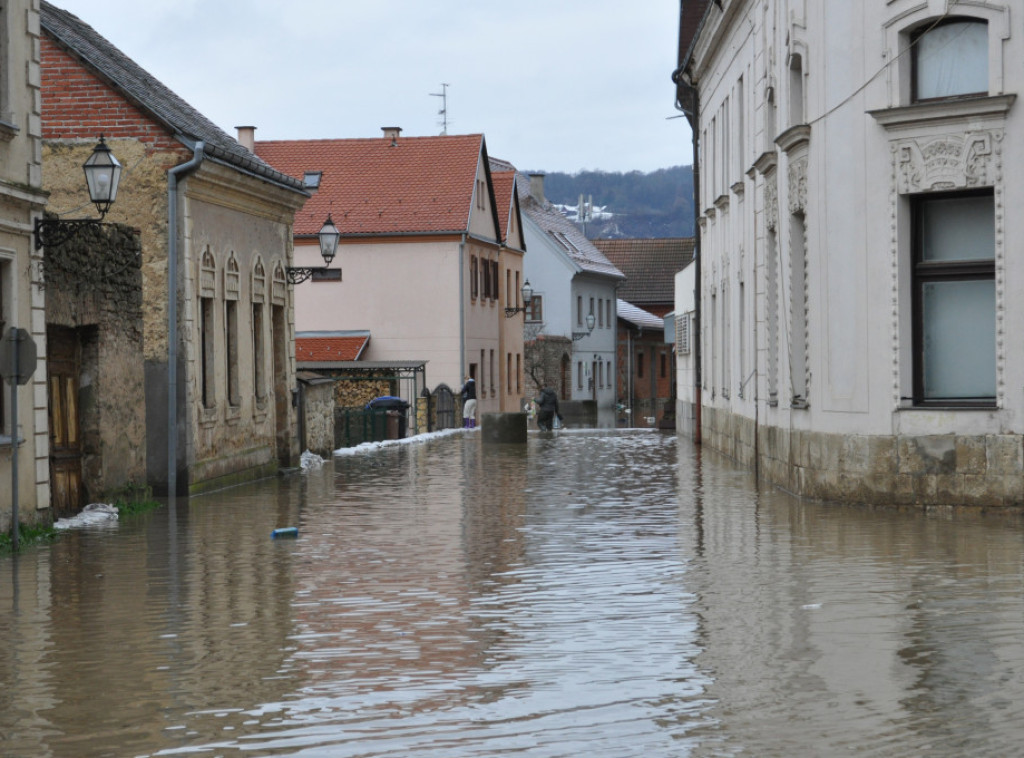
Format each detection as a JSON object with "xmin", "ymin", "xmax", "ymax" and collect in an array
[
  {"xmin": 788, "ymin": 156, "xmax": 808, "ymax": 214},
  {"xmin": 764, "ymin": 171, "xmax": 779, "ymax": 232},
  {"xmin": 894, "ymin": 131, "xmax": 1002, "ymax": 194}
]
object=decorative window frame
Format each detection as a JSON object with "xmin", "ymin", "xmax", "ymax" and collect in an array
[
  {"xmin": 251, "ymin": 257, "xmax": 269, "ymax": 415},
  {"xmin": 882, "ymin": 1, "xmax": 1010, "ymax": 108},
  {"xmin": 870, "ymin": 90, "xmax": 1009, "ymax": 410}
]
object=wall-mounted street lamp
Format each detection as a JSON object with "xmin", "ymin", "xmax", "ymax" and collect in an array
[
  {"xmin": 34, "ymin": 136, "xmax": 123, "ymax": 250},
  {"xmin": 286, "ymin": 213, "xmax": 340, "ymax": 285},
  {"xmin": 572, "ymin": 312, "xmax": 596, "ymax": 341},
  {"xmin": 504, "ymin": 279, "xmax": 534, "ymax": 318}
]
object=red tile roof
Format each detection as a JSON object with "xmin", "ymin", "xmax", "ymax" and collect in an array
[
  {"xmin": 491, "ymin": 170, "xmax": 517, "ymax": 243},
  {"xmin": 255, "ymin": 134, "xmax": 487, "ymax": 236},
  {"xmin": 592, "ymin": 238, "xmax": 694, "ymax": 307},
  {"xmin": 296, "ymin": 334, "xmax": 369, "ymax": 362}
]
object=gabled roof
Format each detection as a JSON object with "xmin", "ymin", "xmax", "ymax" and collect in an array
[
  {"xmin": 592, "ymin": 238, "xmax": 694, "ymax": 305},
  {"xmin": 491, "ymin": 170, "xmax": 520, "ymax": 246},
  {"xmin": 40, "ymin": 1, "xmax": 304, "ymax": 194},
  {"xmin": 514, "ymin": 175, "xmax": 623, "ymax": 280},
  {"xmin": 295, "ymin": 331, "xmax": 370, "ymax": 362},
  {"xmin": 617, "ymin": 299, "xmax": 666, "ymax": 331},
  {"xmin": 256, "ymin": 134, "xmax": 492, "ymax": 237}
]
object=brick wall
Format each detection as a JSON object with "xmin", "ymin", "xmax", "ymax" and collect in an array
[{"xmin": 41, "ymin": 38, "xmax": 183, "ymax": 155}]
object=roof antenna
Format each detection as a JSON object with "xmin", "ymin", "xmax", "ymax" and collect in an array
[{"xmin": 430, "ymin": 83, "xmax": 450, "ymax": 135}]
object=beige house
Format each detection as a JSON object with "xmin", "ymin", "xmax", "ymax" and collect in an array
[
  {"xmin": 40, "ymin": 2, "xmax": 309, "ymax": 497},
  {"xmin": 255, "ymin": 129, "xmax": 526, "ymax": 415},
  {"xmin": 0, "ymin": 0, "xmax": 49, "ymax": 531}
]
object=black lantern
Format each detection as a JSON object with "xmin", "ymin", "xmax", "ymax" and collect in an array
[
  {"xmin": 82, "ymin": 136, "xmax": 123, "ymax": 216},
  {"xmin": 504, "ymin": 279, "xmax": 534, "ymax": 318},
  {"xmin": 572, "ymin": 311, "xmax": 596, "ymax": 341},
  {"xmin": 34, "ymin": 136, "xmax": 123, "ymax": 250},
  {"xmin": 286, "ymin": 214, "xmax": 343, "ymax": 285}
]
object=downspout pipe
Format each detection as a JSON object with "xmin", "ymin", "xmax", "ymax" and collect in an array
[
  {"xmin": 674, "ymin": 67, "xmax": 702, "ymax": 445},
  {"xmin": 167, "ymin": 140, "xmax": 205, "ymax": 498},
  {"xmin": 459, "ymin": 233, "xmax": 467, "ymax": 384}
]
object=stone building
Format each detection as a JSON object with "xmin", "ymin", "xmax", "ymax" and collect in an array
[
  {"xmin": 0, "ymin": 0, "xmax": 50, "ymax": 531},
  {"xmin": 675, "ymin": 0, "xmax": 1024, "ymax": 506},
  {"xmin": 40, "ymin": 2, "xmax": 309, "ymax": 497}
]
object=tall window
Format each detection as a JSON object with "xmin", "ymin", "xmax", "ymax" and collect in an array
[
  {"xmin": 490, "ymin": 349, "xmax": 495, "ymax": 393},
  {"xmin": 789, "ymin": 212, "xmax": 808, "ymax": 405},
  {"xmin": 527, "ymin": 294, "xmax": 544, "ymax": 322},
  {"xmin": 767, "ymin": 229, "xmax": 780, "ymax": 404},
  {"xmin": 577, "ymin": 361, "xmax": 583, "ymax": 390},
  {"xmin": 913, "ymin": 19, "xmax": 987, "ymax": 101},
  {"xmin": 201, "ymin": 296, "xmax": 215, "ymax": 408},
  {"xmin": 470, "ymin": 256, "xmax": 478, "ymax": 299},
  {"xmin": 606, "ymin": 299, "xmax": 612, "ymax": 329},
  {"xmin": 225, "ymin": 300, "xmax": 239, "ymax": 407},
  {"xmin": 0, "ymin": 258, "xmax": 8, "ymax": 435},
  {"xmin": 912, "ymin": 190, "xmax": 995, "ymax": 404},
  {"xmin": 577, "ymin": 295, "xmax": 583, "ymax": 325},
  {"xmin": 597, "ymin": 298, "xmax": 604, "ymax": 328},
  {"xmin": 480, "ymin": 349, "xmax": 485, "ymax": 395},
  {"xmin": 253, "ymin": 302, "xmax": 265, "ymax": 400}
]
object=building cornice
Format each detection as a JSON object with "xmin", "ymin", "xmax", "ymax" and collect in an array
[{"xmin": 869, "ymin": 94, "xmax": 1015, "ymax": 131}]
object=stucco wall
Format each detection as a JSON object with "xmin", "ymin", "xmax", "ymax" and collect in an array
[
  {"xmin": 684, "ymin": 0, "xmax": 1024, "ymax": 506},
  {"xmin": 0, "ymin": 0, "xmax": 49, "ymax": 528}
]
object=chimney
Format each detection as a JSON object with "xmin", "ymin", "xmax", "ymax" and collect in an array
[
  {"xmin": 529, "ymin": 172, "xmax": 546, "ymax": 203},
  {"xmin": 236, "ymin": 125, "xmax": 256, "ymax": 151},
  {"xmin": 382, "ymin": 126, "xmax": 402, "ymax": 146}
]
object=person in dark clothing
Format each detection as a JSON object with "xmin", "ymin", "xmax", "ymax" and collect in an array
[
  {"xmin": 461, "ymin": 376, "xmax": 477, "ymax": 428},
  {"xmin": 535, "ymin": 387, "xmax": 561, "ymax": 431}
]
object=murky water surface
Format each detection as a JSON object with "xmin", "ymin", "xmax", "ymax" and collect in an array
[{"xmin": 3, "ymin": 429, "xmax": 1024, "ymax": 756}]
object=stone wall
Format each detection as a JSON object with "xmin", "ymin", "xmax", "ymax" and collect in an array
[
  {"xmin": 45, "ymin": 220, "xmax": 147, "ymax": 501},
  {"xmin": 301, "ymin": 380, "xmax": 335, "ymax": 458},
  {"xmin": 701, "ymin": 407, "xmax": 1024, "ymax": 508}
]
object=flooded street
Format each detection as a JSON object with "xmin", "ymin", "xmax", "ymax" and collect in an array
[{"xmin": 4, "ymin": 429, "xmax": 1024, "ymax": 756}]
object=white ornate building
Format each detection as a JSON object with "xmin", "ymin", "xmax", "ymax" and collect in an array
[{"xmin": 675, "ymin": 0, "xmax": 1023, "ymax": 506}]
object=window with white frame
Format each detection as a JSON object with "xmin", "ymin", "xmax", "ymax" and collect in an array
[
  {"xmin": 912, "ymin": 18, "xmax": 988, "ymax": 102},
  {"xmin": 0, "ymin": 256, "xmax": 9, "ymax": 436},
  {"xmin": 912, "ymin": 190, "xmax": 995, "ymax": 405}
]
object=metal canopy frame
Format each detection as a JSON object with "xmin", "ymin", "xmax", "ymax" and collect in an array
[{"xmin": 296, "ymin": 360, "xmax": 427, "ymax": 436}]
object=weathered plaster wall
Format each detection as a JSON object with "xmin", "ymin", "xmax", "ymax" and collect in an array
[{"xmin": 45, "ymin": 221, "xmax": 146, "ymax": 499}]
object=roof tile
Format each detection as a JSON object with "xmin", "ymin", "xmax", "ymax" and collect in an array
[{"xmin": 256, "ymin": 134, "xmax": 487, "ymax": 236}]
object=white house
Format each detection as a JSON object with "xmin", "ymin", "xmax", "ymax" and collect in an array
[
  {"xmin": 675, "ymin": 0, "xmax": 1024, "ymax": 507},
  {"xmin": 511, "ymin": 169, "xmax": 624, "ymax": 416}
]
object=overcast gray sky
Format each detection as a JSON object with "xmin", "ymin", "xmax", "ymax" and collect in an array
[{"xmin": 49, "ymin": 0, "xmax": 690, "ymax": 174}]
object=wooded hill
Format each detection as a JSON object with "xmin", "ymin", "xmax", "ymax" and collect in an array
[{"xmin": 534, "ymin": 165, "xmax": 694, "ymax": 240}]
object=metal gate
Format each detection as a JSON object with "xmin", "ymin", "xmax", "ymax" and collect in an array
[{"xmin": 434, "ymin": 384, "xmax": 457, "ymax": 430}]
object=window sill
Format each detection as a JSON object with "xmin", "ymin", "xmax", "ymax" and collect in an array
[
  {"xmin": 0, "ymin": 118, "xmax": 18, "ymax": 143},
  {"xmin": 899, "ymin": 401, "xmax": 997, "ymax": 411},
  {"xmin": 0, "ymin": 435, "xmax": 25, "ymax": 448},
  {"xmin": 869, "ymin": 94, "xmax": 1015, "ymax": 130}
]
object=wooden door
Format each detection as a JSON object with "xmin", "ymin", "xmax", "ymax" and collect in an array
[{"xmin": 48, "ymin": 328, "xmax": 83, "ymax": 516}]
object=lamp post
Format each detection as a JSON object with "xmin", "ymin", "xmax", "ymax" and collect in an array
[
  {"xmin": 286, "ymin": 214, "xmax": 341, "ymax": 284},
  {"xmin": 572, "ymin": 312, "xmax": 596, "ymax": 341},
  {"xmin": 34, "ymin": 136, "xmax": 123, "ymax": 249},
  {"xmin": 504, "ymin": 279, "xmax": 533, "ymax": 318}
]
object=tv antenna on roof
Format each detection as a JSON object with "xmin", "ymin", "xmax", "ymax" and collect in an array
[{"xmin": 430, "ymin": 83, "xmax": 450, "ymax": 135}]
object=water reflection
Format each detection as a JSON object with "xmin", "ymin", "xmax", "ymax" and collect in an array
[{"xmin": 1, "ymin": 430, "xmax": 1024, "ymax": 756}]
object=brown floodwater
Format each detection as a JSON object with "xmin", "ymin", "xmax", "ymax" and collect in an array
[{"xmin": 2, "ymin": 429, "xmax": 1024, "ymax": 757}]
